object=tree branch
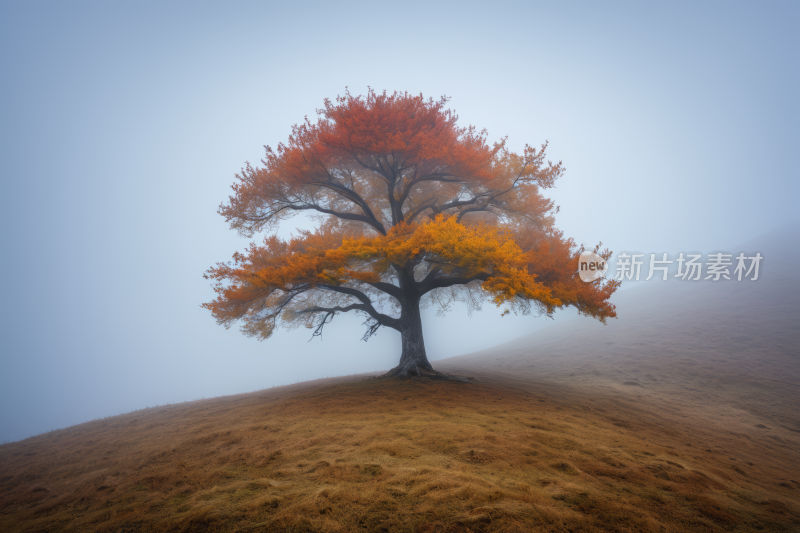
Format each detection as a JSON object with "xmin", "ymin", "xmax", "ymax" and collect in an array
[
  {"xmin": 286, "ymin": 204, "xmax": 386, "ymax": 234},
  {"xmin": 404, "ymin": 196, "xmax": 440, "ymax": 224},
  {"xmin": 315, "ymin": 178, "xmax": 386, "ymax": 234},
  {"xmin": 363, "ymin": 281, "xmax": 405, "ymax": 300},
  {"xmin": 316, "ymin": 284, "xmax": 401, "ymax": 329},
  {"xmin": 419, "ymin": 272, "xmax": 491, "ymax": 295}
]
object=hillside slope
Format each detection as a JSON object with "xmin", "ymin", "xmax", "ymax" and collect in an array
[
  {"xmin": 439, "ymin": 223, "xmax": 800, "ymax": 429},
  {"xmin": 3, "ymin": 372, "xmax": 799, "ymax": 532},
  {"xmin": 1, "ymin": 225, "xmax": 798, "ymax": 532}
]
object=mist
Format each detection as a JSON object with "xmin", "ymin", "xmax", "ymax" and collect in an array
[{"xmin": 1, "ymin": 1, "xmax": 797, "ymax": 444}]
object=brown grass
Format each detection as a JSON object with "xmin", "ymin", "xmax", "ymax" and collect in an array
[{"xmin": 1, "ymin": 372, "xmax": 798, "ymax": 533}]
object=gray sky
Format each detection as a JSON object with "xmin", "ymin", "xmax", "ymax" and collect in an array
[{"xmin": 1, "ymin": 1, "xmax": 798, "ymax": 443}]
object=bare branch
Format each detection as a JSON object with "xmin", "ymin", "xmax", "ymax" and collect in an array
[
  {"xmin": 419, "ymin": 272, "xmax": 491, "ymax": 295},
  {"xmin": 316, "ymin": 284, "xmax": 401, "ymax": 329}
]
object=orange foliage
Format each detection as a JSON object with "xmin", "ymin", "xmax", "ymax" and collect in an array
[
  {"xmin": 205, "ymin": 89, "xmax": 617, "ymax": 357},
  {"xmin": 516, "ymin": 227, "xmax": 619, "ymax": 323},
  {"xmin": 218, "ymin": 89, "xmax": 563, "ymax": 237}
]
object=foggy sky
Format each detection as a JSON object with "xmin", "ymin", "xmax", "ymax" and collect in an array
[{"xmin": 1, "ymin": 1, "xmax": 798, "ymax": 443}]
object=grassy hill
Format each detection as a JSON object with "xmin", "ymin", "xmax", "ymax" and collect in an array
[
  {"xmin": 2, "ymin": 225, "xmax": 798, "ymax": 532},
  {"xmin": 3, "ymin": 373, "xmax": 797, "ymax": 533}
]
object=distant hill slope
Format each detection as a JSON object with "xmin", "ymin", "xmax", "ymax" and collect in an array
[
  {"xmin": 1, "ymin": 224, "xmax": 798, "ymax": 532},
  {"xmin": 438, "ymin": 223, "xmax": 800, "ymax": 429}
]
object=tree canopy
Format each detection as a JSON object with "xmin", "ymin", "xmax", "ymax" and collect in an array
[{"xmin": 203, "ymin": 89, "xmax": 618, "ymax": 377}]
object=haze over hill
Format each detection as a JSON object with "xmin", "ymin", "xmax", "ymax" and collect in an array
[
  {"xmin": 441, "ymin": 223, "xmax": 800, "ymax": 427},
  {"xmin": 1, "ymin": 225, "xmax": 798, "ymax": 532},
  {"xmin": 3, "ymin": 1, "xmax": 799, "ymax": 447}
]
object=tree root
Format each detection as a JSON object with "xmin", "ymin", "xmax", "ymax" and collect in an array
[{"xmin": 378, "ymin": 365, "xmax": 475, "ymax": 383}]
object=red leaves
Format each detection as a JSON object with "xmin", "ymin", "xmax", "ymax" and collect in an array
[
  {"xmin": 205, "ymin": 88, "xmax": 617, "ymax": 341},
  {"xmin": 316, "ymin": 89, "xmax": 501, "ymax": 181},
  {"xmin": 516, "ymin": 227, "xmax": 619, "ymax": 323}
]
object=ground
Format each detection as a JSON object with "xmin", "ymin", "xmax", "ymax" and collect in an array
[{"xmin": 1, "ymin": 369, "xmax": 797, "ymax": 532}]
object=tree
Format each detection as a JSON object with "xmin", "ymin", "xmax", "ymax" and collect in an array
[{"xmin": 203, "ymin": 89, "xmax": 618, "ymax": 377}]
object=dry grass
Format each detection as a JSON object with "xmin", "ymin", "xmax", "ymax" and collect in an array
[{"xmin": 1, "ymin": 372, "xmax": 798, "ymax": 532}]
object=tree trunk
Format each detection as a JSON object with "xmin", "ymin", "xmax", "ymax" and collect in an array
[{"xmin": 389, "ymin": 295, "xmax": 433, "ymax": 377}]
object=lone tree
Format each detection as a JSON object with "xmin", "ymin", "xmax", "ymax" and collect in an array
[{"xmin": 203, "ymin": 89, "xmax": 618, "ymax": 377}]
